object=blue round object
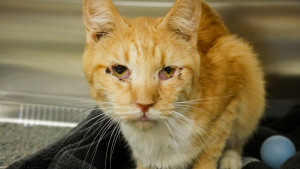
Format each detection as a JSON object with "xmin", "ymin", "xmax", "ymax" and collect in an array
[{"xmin": 260, "ymin": 135, "xmax": 296, "ymax": 169}]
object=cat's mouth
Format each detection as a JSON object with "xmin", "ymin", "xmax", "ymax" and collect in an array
[
  {"xmin": 139, "ymin": 115, "xmax": 150, "ymax": 122},
  {"xmin": 130, "ymin": 115, "xmax": 157, "ymax": 130}
]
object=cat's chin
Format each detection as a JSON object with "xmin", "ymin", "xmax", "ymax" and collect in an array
[{"xmin": 129, "ymin": 120, "xmax": 157, "ymax": 130}]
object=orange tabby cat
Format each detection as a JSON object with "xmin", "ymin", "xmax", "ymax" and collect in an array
[{"xmin": 82, "ymin": 0, "xmax": 265, "ymax": 168}]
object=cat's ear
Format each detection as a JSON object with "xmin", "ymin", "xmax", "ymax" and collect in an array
[
  {"xmin": 83, "ymin": 0, "xmax": 127, "ymax": 44},
  {"xmin": 159, "ymin": 0, "xmax": 202, "ymax": 45}
]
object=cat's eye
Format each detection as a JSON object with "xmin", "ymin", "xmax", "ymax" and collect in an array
[
  {"xmin": 112, "ymin": 65, "xmax": 130, "ymax": 80},
  {"xmin": 159, "ymin": 66, "xmax": 175, "ymax": 80}
]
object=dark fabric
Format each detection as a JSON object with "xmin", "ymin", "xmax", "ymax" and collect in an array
[
  {"xmin": 281, "ymin": 151, "xmax": 300, "ymax": 169},
  {"xmin": 7, "ymin": 106, "xmax": 300, "ymax": 169},
  {"xmin": 243, "ymin": 106, "xmax": 300, "ymax": 169},
  {"xmin": 7, "ymin": 109, "xmax": 135, "ymax": 169},
  {"xmin": 242, "ymin": 161, "xmax": 271, "ymax": 169}
]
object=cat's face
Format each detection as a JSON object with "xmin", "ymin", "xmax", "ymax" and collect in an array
[{"xmin": 83, "ymin": 0, "xmax": 201, "ymax": 130}]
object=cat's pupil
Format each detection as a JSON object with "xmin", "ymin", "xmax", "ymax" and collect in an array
[
  {"xmin": 115, "ymin": 65, "xmax": 126, "ymax": 74},
  {"xmin": 164, "ymin": 67, "xmax": 172, "ymax": 74}
]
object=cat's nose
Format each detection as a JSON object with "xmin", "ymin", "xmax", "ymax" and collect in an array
[{"xmin": 137, "ymin": 103, "xmax": 154, "ymax": 114}]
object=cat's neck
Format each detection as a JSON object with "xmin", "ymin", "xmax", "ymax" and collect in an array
[{"xmin": 121, "ymin": 120, "xmax": 201, "ymax": 169}]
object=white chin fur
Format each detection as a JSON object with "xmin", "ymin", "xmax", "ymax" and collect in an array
[{"xmin": 121, "ymin": 118, "xmax": 202, "ymax": 169}]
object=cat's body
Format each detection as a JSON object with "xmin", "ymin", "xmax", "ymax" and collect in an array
[{"xmin": 82, "ymin": 0, "xmax": 265, "ymax": 169}]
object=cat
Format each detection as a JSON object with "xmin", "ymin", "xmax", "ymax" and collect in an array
[{"xmin": 82, "ymin": 0, "xmax": 265, "ymax": 168}]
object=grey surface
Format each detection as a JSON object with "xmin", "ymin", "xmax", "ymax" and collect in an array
[
  {"xmin": 1, "ymin": 1, "xmax": 300, "ymax": 101},
  {"xmin": 0, "ymin": 101, "xmax": 90, "ymax": 127},
  {"xmin": 0, "ymin": 1, "xmax": 88, "ymax": 98},
  {"xmin": 0, "ymin": 123, "xmax": 71, "ymax": 166}
]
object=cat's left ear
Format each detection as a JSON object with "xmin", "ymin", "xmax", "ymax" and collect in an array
[
  {"xmin": 83, "ymin": 0, "xmax": 128, "ymax": 44},
  {"xmin": 159, "ymin": 0, "xmax": 202, "ymax": 45}
]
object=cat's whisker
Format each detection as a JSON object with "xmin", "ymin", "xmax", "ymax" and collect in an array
[
  {"xmin": 174, "ymin": 101, "xmax": 221, "ymax": 105},
  {"xmin": 66, "ymin": 109, "xmax": 113, "ymax": 136},
  {"xmin": 167, "ymin": 117, "xmax": 201, "ymax": 166},
  {"xmin": 55, "ymin": 108, "xmax": 98, "ymax": 138},
  {"xmin": 169, "ymin": 122, "xmax": 212, "ymax": 169},
  {"xmin": 64, "ymin": 112, "xmax": 116, "ymax": 166},
  {"xmin": 51, "ymin": 106, "xmax": 114, "ymax": 137},
  {"xmin": 83, "ymin": 116, "xmax": 115, "ymax": 168},
  {"xmin": 173, "ymin": 105, "xmax": 236, "ymax": 134},
  {"xmin": 171, "ymin": 109, "xmax": 223, "ymax": 136},
  {"xmin": 171, "ymin": 113, "xmax": 215, "ymax": 161},
  {"xmin": 64, "ymin": 112, "xmax": 112, "ymax": 165},
  {"xmin": 171, "ymin": 110, "xmax": 217, "ymax": 141},
  {"xmin": 89, "ymin": 116, "xmax": 121, "ymax": 169},
  {"xmin": 164, "ymin": 119, "xmax": 180, "ymax": 155},
  {"xmin": 174, "ymin": 95, "xmax": 234, "ymax": 104},
  {"xmin": 64, "ymin": 110, "xmax": 114, "ymax": 158},
  {"xmin": 104, "ymin": 118, "xmax": 122, "ymax": 169},
  {"xmin": 68, "ymin": 108, "xmax": 98, "ymax": 123},
  {"xmin": 171, "ymin": 111, "xmax": 220, "ymax": 164},
  {"xmin": 58, "ymin": 101, "xmax": 115, "ymax": 110},
  {"xmin": 96, "ymin": 102, "xmax": 115, "ymax": 104},
  {"xmin": 167, "ymin": 117, "xmax": 191, "ymax": 149},
  {"xmin": 62, "ymin": 111, "xmax": 106, "ymax": 143},
  {"xmin": 110, "ymin": 121, "xmax": 123, "ymax": 169},
  {"xmin": 57, "ymin": 100, "xmax": 97, "ymax": 106}
]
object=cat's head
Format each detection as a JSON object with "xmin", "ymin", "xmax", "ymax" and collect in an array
[{"xmin": 83, "ymin": 0, "xmax": 202, "ymax": 130}]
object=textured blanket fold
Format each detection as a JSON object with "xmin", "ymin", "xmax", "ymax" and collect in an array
[
  {"xmin": 7, "ymin": 110, "xmax": 134, "ymax": 169},
  {"xmin": 7, "ymin": 107, "xmax": 300, "ymax": 169}
]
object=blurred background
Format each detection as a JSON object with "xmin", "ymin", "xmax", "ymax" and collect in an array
[{"xmin": 0, "ymin": 0, "xmax": 300, "ymax": 167}]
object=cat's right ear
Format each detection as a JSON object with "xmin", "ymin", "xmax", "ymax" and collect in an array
[
  {"xmin": 159, "ymin": 0, "xmax": 202, "ymax": 46},
  {"xmin": 83, "ymin": 0, "xmax": 127, "ymax": 44}
]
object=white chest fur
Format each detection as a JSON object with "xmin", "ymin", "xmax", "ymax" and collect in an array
[{"xmin": 121, "ymin": 120, "xmax": 202, "ymax": 169}]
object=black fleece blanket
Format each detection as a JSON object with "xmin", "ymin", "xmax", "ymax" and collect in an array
[{"xmin": 7, "ymin": 107, "xmax": 300, "ymax": 169}]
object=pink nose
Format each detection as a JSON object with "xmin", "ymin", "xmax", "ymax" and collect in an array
[{"xmin": 137, "ymin": 103, "xmax": 153, "ymax": 114}]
